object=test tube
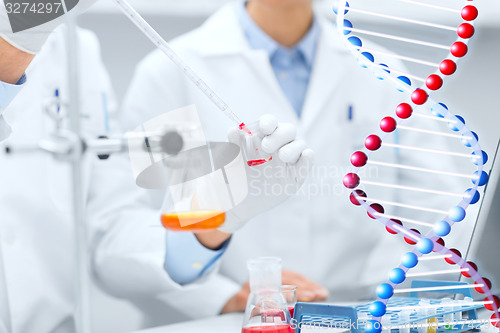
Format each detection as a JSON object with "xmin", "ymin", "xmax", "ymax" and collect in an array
[
  {"xmin": 417, "ymin": 300, "xmax": 428, "ymax": 333},
  {"xmin": 427, "ymin": 305, "xmax": 438, "ymax": 333},
  {"xmin": 399, "ymin": 311, "xmax": 411, "ymax": 333},
  {"xmin": 441, "ymin": 298, "xmax": 454, "ymax": 330},
  {"xmin": 453, "ymin": 299, "xmax": 463, "ymax": 323}
]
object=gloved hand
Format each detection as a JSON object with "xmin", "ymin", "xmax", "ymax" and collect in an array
[
  {"xmin": 219, "ymin": 114, "xmax": 314, "ymax": 233},
  {"xmin": 0, "ymin": 0, "xmax": 99, "ymax": 54}
]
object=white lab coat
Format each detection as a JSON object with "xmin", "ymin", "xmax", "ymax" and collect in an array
[
  {"xmin": 0, "ymin": 26, "xmax": 125, "ymax": 333},
  {"xmin": 0, "ymin": 27, "xmax": 114, "ymax": 333},
  {"xmin": 120, "ymin": 1, "xmax": 463, "ymax": 323}
]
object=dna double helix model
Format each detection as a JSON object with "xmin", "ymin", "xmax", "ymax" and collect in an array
[{"xmin": 336, "ymin": 0, "xmax": 500, "ymax": 332}]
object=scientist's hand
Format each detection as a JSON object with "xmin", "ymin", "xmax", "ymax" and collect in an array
[
  {"xmin": 219, "ymin": 115, "xmax": 314, "ymax": 233},
  {"xmin": 0, "ymin": 0, "xmax": 99, "ymax": 54},
  {"xmin": 221, "ymin": 270, "xmax": 328, "ymax": 313}
]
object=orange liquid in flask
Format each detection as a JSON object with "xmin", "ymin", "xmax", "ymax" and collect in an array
[{"xmin": 161, "ymin": 211, "xmax": 226, "ymax": 231}]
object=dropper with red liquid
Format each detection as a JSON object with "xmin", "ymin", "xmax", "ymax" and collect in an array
[{"xmin": 239, "ymin": 122, "xmax": 273, "ymax": 166}]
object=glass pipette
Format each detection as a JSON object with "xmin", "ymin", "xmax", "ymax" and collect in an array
[{"xmin": 111, "ymin": 0, "xmax": 250, "ymax": 134}]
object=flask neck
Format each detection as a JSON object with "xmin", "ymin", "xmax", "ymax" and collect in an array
[{"xmin": 247, "ymin": 257, "xmax": 282, "ymax": 293}]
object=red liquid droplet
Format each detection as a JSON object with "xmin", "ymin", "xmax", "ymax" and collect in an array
[
  {"xmin": 247, "ymin": 159, "xmax": 267, "ymax": 167},
  {"xmin": 288, "ymin": 306, "xmax": 294, "ymax": 318},
  {"xmin": 239, "ymin": 123, "xmax": 252, "ymax": 135},
  {"xmin": 247, "ymin": 156, "xmax": 272, "ymax": 167}
]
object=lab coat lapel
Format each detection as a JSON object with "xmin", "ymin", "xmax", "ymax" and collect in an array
[{"xmin": 300, "ymin": 19, "xmax": 349, "ymax": 133}]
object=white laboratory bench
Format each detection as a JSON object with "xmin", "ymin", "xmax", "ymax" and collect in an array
[
  {"xmin": 129, "ymin": 313, "xmax": 348, "ymax": 333},
  {"xmin": 131, "ymin": 310, "xmax": 500, "ymax": 333},
  {"xmin": 131, "ymin": 313, "xmax": 243, "ymax": 333}
]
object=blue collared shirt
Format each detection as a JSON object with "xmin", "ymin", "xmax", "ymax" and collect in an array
[
  {"xmin": 164, "ymin": 232, "xmax": 230, "ymax": 285},
  {"xmin": 0, "ymin": 75, "xmax": 26, "ymax": 141},
  {"xmin": 238, "ymin": 2, "xmax": 320, "ymax": 116},
  {"xmin": 0, "ymin": 74, "xmax": 26, "ymax": 110}
]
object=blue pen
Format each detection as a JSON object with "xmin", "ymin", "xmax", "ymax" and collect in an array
[
  {"xmin": 348, "ymin": 105, "xmax": 353, "ymax": 121},
  {"xmin": 55, "ymin": 89, "xmax": 60, "ymax": 113}
]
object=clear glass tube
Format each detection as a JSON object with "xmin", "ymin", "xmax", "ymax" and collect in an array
[{"xmin": 281, "ymin": 285, "xmax": 297, "ymax": 318}]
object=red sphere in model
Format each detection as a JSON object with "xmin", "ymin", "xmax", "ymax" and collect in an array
[
  {"xmin": 350, "ymin": 189, "xmax": 367, "ymax": 205},
  {"xmin": 440, "ymin": 59, "xmax": 457, "ymax": 75},
  {"xmin": 411, "ymin": 89, "xmax": 428, "ymax": 105},
  {"xmin": 365, "ymin": 135, "xmax": 382, "ymax": 151},
  {"xmin": 445, "ymin": 248, "xmax": 462, "ymax": 265},
  {"xmin": 396, "ymin": 103, "xmax": 413, "ymax": 119},
  {"xmin": 426, "ymin": 74, "xmax": 443, "ymax": 90},
  {"xmin": 491, "ymin": 313, "xmax": 500, "ymax": 328},
  {"xmin": 351, "ymin": 151, "xmax": 368, "ymax": 167},
  {"xmin": 367, "ymin": 203, "xmax": 384, "ymax": 219},
  {"xmin": 462, "ymin": 261, "xmax": 478, "ymax": 278},
  {"xmin": 475, "ymin": 278, "xmax": 492, "ymax": 294},
  {"xmin": 404, "ymin": 229, "xmax": 420, "ymax": 245},
  {"xmin": 433, "ymin": 238, "xmax": 445, "ymax": 252},
  {"xmin": 380, "ymin": 117, "xmax": 397, "ymax": 133},
  {"xmin": 343, "ymin": 173, "xmax": 360, "ymax": 189},
  {"xmin": 485, "ymin": 295, "xmax": 500, "ymax": 312},
  {"xmin": 451, "ymin": 42, "xmax": 468, "ymax": 58},
  {"xmin": 457, "ymin": 23, "xmax": 475, "ymax": 39},
  {"xmin": 461, "ymin": 5, "xmax": 478, "ymax": 21},
  {"xmin": 386, "ymin": 219, "xmax": 403, "ymax": 235}
]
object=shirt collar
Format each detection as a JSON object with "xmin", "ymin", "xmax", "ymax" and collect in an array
[{"xmin": 237, "ymin": 1, "xmax": 320, "ymax": 68}]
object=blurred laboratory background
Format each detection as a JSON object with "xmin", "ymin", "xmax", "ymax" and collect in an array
[{"xmin": 75, "ymin": 0, "xmax": 500, "ymax": 331}]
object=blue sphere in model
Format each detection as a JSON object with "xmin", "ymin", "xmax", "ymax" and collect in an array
[
  {"xmin": 431, "ymin": 103, "xmax": 448, "ymax": 118},
  {"xmin": 343, "ymin": 20, "xmax": 353, "ymax": 35},
  {"xmin": 434, "ymin": 220, "xmax": 452, "ymax": 237},
  {"xmin": 464, "ymin": 188, "xmax": 480, "ymax": 205},
  {"xmin": 472, "ymin": 171, "xmax": 489, "ymax": 186},
  {"xmin": 397, "ymin": 76, "xmax": 411, "ymax": 92},
  {"xmin": 332, "ymin": 1, "xmax": 350, "ymax": 15},
  {"xmin": 461, "ymin": 131, "xmax": 478, "ymax": 147},
  {"xmin": 389, "ymin": 268, "xmax": 406, "ymax": 284},
  {"xmin": 348, "ymin": 36, "xmax": 362, "ymax": 49},
  {"xmin": 401, "ymin": 252, "xmax": 419, "ymax": 268},
  {"xmin": 471, "ymin": 150, "xmax": 488, "ymax": 166},
  {"xmin": 449, "ymin": 206, "xmax": 466, "ymax": 222},
  {"xmin": 358, "ymin": 52, "xmax": 375, "ymax": 68},
  {"xmin": 448, "ymin": 115, "xmax": 465, "ymax": 131},
  {"xmin": 417, "ymin": 238, "xmax": 434, "ymax": 254},
  {"xmin": 369, "ymin": 301, "xmax": 387, "ymax": 317},
  {"xmin": 376, "ymin": 283, "xmax": 394, "ymax": 299},
  {"xmin": 366, "ymin": 320, "xmax": 382, "ymax": 333}
]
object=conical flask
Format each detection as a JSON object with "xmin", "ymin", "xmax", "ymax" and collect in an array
[{"xmin": 241, "ymin": 257, "xmax": 293, "ymax": 333}]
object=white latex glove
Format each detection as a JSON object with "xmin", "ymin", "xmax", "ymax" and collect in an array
[
  {"xmin": 0, "ymin": 0, "xmax": 98, "ymax": 54},
  {"xmin": 219, "ymin": 115, "xmax": 314, "ymax": 233}
]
